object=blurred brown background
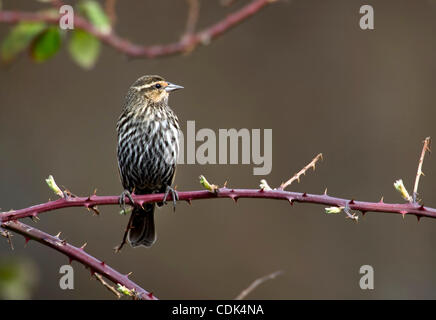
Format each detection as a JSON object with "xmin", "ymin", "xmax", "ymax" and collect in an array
[{"xmin": 1, "ymin": 0, "xmax": 436, "ymax": 299}]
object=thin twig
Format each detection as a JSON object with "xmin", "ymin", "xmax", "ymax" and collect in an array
[
  {"xmin": 104, "ymin": 0, "xmax": 117, "ymax": 26},
  {"xmin": 1, "ymin": 220, "xmax": 156, "ymax": 300},
  {"xmin": 0, "ymin": 0, "xmax": 275, "ymax": 59},
  {"xmin": 235, "ymin": 270, "xmax": 283, "ymax": 300},
  {"xmin": 94, "ymin": 273, "xmax": 122, "ymax": 299},
  {"xmin": 0, "ymin": 229, "xmax": 14, "ymax": 250},
  {"xmin": 114, "ymin": 212, "xmax": 134, "ymax": 253},
  {"xmin": 280, "ymin": 153, "xmax": 323, "ymax": 190},
  {"xmin": 413, "ymin": 137, "xmax": 431, "ymax": 203},
  {"xmin": 184, "ymin": 0, "xmax": 200, "ymax": 36}
]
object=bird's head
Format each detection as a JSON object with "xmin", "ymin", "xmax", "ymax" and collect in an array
[{"xmin": 130, "ymin": 75, "xmax": 183, "ymax": 104}]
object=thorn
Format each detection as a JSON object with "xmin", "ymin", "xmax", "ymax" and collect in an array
[
  {"xmin": 90, "ymin": 205, "xmax": 100, "ymax": 216},
  {"xmin": 100, "ymin": 261, "xmax": 106, "ymax": 267},
  {"xmin": 32, "ymin": 212, "xmax": 40, "ymax": 220},
  {"xmin": 55, "ymin": 232, "xmax": 62, "ymax": 238},
  {"xmin": 186, "ymin": 199, "xmax": 192, "ymax": 205},
  {"xmin": 93, "ymin": 188, "xmax": 98, "ymax": 195},
  {"xmin": 288, "ymin": 198, "xmax": 294, "ymax": 205},
  {"xmin": 69, "ymin": 258, "xmax": 73, "ymax": 264},
  {"xmin": 90, "ymin": 269, "xmax": 95, "ymax": 276},
  {"xmin": 323, "ymin": 188, "xmax": 328, "ymax": 195},
  {"xmin": 419, "ymin": 205, "xmax": 426, "ymax": 211},
  {"xmin": 349, "ymin": 199, "xmax": 355, "ymax": 205},
  {"xmin": 80, "ymin": 242, "xmax": 87, "ymax": 250},
  {"xmin": 302, "ymin": 192, "xmax": 307, "ymax": 197},
  {"xmin": 126, "ymin": 271, "xmax": 133, "ymax": 277},
  {"xmin": 361, "ymin": 211, "xmax": 366, "ymax": 216},
  {"xmin": 379, "ymin": 196, "xmax": 384, "ymax": 203},
  {"xmin": 417, "ymin": 215, "xmax": 422, "ymax": 222},
  {"xmin": 400, "ymin": 210, "xmax": 407, "ymax": 219},
  {"xmin": 147, "ymin": 292, "xmax": 154, "ymax": 299},
  {"xmin": 230, "ymin": 195, "xmax": 238, "ymax": 203},
  {"xmin": 223, "ymin": 180, "xmax": 228, "ymax": 188}
]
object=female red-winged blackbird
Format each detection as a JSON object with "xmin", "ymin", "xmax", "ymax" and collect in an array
[{"xmin": 117, "ymin": 75, "xmax": 183, "ymax": 248}]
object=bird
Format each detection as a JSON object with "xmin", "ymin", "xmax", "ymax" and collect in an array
[{"xmin": 116, "ymin": 75, "xmax": 183, "ymax": 248}]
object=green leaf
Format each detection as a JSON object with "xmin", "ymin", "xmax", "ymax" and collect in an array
[
  {"xmin": 1, "ymin": 22, "xmax": 46, "ymax": 61},
  {"xmin": 0, "ymin": 258, "xmax": 38, "ymax": 300},
  {"xmin": 68, "ymin": 29, "xmax": 100, "ymax": 69},
  {"xmin": 78, "ymin": 0, "xmax": 111, "ymax": 34},
  {"xmin": 31, "ymin": 26, "xmax": 61, "ymax": 62}
]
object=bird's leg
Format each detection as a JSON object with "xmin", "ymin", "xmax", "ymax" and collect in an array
[
  {"xmin": 119, "ymin": 189, "xmax": 135, "ymax": 213},
  {"xmin": 163, "ymin": 186, "xmax": 179, "ymax": 212}
]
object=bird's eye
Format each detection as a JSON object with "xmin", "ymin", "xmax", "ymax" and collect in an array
[{"xmin": 155, "ymin": 84, "xmax": 162, "ymax": 89}]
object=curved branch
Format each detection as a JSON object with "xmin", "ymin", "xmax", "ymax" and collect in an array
[
  {"xmin": 0, "ymin": 0, "xmax": 275, "ymax": 58},
  {"xmin": 1, "ymin": 188, "xmax": 435, "ymax": 224},
  {"xmin": 1, "ymin": 220, "xmax": 157, "ymax": 300}
]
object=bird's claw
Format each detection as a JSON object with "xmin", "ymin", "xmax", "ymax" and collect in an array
[
  {"xmin": 163, "ymin": 186, "xmax": 179, "ymax": 212},
  {"xmin": 119, "ymin": 190, "xmax": 135, "ymax": 212}
]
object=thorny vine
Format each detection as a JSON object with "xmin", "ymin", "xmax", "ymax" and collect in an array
[{"xmin": 0, "ymin": 137, "xmax": 433, "ymax": 299}]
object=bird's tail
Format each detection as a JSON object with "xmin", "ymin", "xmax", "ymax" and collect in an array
[{"xmin": 128, "ymin": 203, "xmax": 156, "ymax": 248}]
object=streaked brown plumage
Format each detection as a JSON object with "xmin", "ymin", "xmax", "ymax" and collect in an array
[{"xmin": 117, "ymin": 75, "xmax": 182, "ymax": 247}]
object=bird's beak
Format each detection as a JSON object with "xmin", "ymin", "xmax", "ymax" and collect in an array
[{"xmin": 165, "ymin": 82, "xmax": 184, "ymax": 92}]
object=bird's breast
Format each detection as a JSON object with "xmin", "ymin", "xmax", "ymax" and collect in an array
[{"xmin": 117, "ymin": 113, "xmax": 180, "ymax": 192}]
